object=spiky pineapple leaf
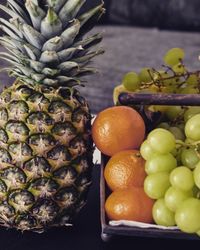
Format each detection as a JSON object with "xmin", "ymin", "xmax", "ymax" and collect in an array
[
  {"xmin": 78, "ymin": 2, "xmax": 105, "ymax": 37},
  {"xmin": 25, "ymin": 0, "xmax": 46, "ymax": 30},
  {"xmin": 59, "ymin": 0, "xmax": 86, "ymax": 24},
  {"xmin": 61, "ymin": 19, "xmax": 80, "ymax": 48},
  {"xmin": 41, "ymin": 8, "xmax": 62, "ymax": 39},
  {"xmin": 0, "ymin": 18, "xmax": 23, "ymax": 38},
  {"xmin": 7, "ymin": 0, "xmax": 31, "ymax": 24},
  {"xmin": 0, "ymin": 4, "xmax": 29, "ymax": 24},
  {"xmin": 22, "ymin": 23, "xmax": 46, "ymax": 49},
  {"xmin": 46, "ymin": 0, "xmax": 66, "ymax": 13}
]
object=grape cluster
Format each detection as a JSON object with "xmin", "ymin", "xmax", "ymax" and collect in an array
[
  {"xmin": 140, "ymin": 108, "xmax": 200, "ymax": 235},
  {"xmin": 121, "ymin": 48, "xmax": 200, "ymax": 95}
]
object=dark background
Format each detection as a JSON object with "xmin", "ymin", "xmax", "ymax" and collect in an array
[{"xmin": 1, "ymin": 0, "xmax": 200, "ymax": 31}]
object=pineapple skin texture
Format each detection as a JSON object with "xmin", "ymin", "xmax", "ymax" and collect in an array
[{"xmin": 0, "ymin": 81, "xmax": 93, "ymax": 232}]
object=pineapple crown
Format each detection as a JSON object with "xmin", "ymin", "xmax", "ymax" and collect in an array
[{"xmin": 0, "ymin": 0, "xmax": 105, "ymax": 87}]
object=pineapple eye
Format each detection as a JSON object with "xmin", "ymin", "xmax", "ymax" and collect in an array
[
  {"xmin": 0, "ymin": 108, "xmax": 8, "ymax": 121},
  {"xmin": 32, "ymin": 199, "xmax": 59, "ymax": 223},
  {"xmin": 0, "ymin": 92, "xmax": 11, "ymax": 104},
  {"xmin": 27, "ymin": 93, "xmax": 49, "ymax": 104},
  {"xmin": 6, "ymin": 121, "xmax": 29, "ymax": 136},
  {"xmin": 27, "ymin": 112, "xmax": 53, "ymax": 126},
  {"xmin": 72, "ymin": 108, "xmax": 88, "ymax": 123},
  {"xmin": 9, "ymin": 142, "xmax": 33, "ymax": 156},
  {"xmin": 58, "ymin": 88, "xmax": 72, "ymax": 100},
  {"xmin": 0, "ymin": 129, "xmax": 8, "ymax": 144},
  {"xmin": 0, "ymin": 203, "xmax": 15, "ymax": 219},
  {"xmin": 28, "ymin": 133, "xmax": 56, "ymax": 146},
  {"xmin": 47, "ymin": 145, "xmax": 71, "ymax": 161},
  {"xmin": 1, "ymin": 167, "xmax": 27, "ymax": 189},
  {"xmin": 0, "ymin": 148, "xmax": 12, "ymax": 164},
  {"xmin": 76, "ymin": 173, "xmax": 91, "ymax": 193},
  {"xmin": 15, "ymin": 214, "xmax": 36, "ymax": 231},
  {"xmin": 52, "ymin": 122, "xmax": 76, "ymax": 136},
  {"xmin": 8, "ymin": 101, "xmax": 29, "ymax": 114},
  {"xmin": 53, "ymin": 166, "xmax": 77, "ymax": 186},
  {"xmin": 9, "ymin": 190, "xmax": 35, "ymax": 212},
  {"xmin": 16, "ymin": 85, "xmax": 33, "ymax": 95},
  {"xmin": 0, "ymin": 179, "xmax": 7, "ymax": 193},
  {"xmin": 55, "ymin": 187, "xmax": 78, "ymax": 209},
  {"xmin": 29, "ymin": 178, "xmax": 59, "ymax": 197},
  {"xmin": 75, "ymin": 158, "xmax": 90, "ymax": 173},
  {"xmin": 48, "ymin": 101, "xmax": 71, "ymax": 114},
  {"xmin": 23, "ymin": 157, "xmax": 51, "ymax": 178},
  {"xmin": 69, "ymin": 137, "xmax": 86, "ymax": 156},
  {"xmin": 0, "ymin": 179, "xmax": 7, "ymax": 200}
]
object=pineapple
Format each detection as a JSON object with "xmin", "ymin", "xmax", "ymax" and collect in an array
[{"xmin": 0, "ymin": 0, "xmax": 104, "ymax": 232}]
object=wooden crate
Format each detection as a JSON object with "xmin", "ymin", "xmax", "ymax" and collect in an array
[{"xmin": 100, "ymin": 93, "xmax": 200, "ymax": 241}]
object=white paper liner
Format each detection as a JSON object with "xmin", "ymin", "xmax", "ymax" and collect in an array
[{"xmin": 109, "ymin": 220, "xmax": 178, "ymax": 230}]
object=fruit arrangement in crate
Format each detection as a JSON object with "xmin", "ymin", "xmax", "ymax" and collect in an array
[{"xmin": 92, "ymin": 48, "xmax": 200, "ymax": 240}]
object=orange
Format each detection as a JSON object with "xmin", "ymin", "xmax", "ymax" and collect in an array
[
  {"xmin": 92, "ymin": 106, "xmax": 145, "ymax": 156},
  {"xmin": 105, "ymin": 187, "xmax": 154, "ymax": 223},
  {"xmin": 104, "ymin": 150, "xmax": 146, "ymax": 191}
]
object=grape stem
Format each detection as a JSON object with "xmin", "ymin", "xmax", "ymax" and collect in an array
[
  {"xmin": 176, "ymin": 139, "xmax": 200, "ymax": 148},
  {"xmin": 140, "ymin": 67, "xmax": 200, "ymax": 92}
]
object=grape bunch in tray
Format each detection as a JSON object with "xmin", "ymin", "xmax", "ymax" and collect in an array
[{"xmin": 93, "ymin": 48, "xmax": 200, "ymax": 240}]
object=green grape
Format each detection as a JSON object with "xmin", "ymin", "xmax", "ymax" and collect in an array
[
  {"xmin": 165, "ymin": 106, "xmax": 185, "ymax": 121},
  {"xmin": 171, "ymin": 148, "xmax": 178, "ymax": 157},
  {"xmin": 144, "ymin": 172, "xmax": 170, "ymax": 199},
  {"xmin": 152, "ymin": 105, "xmax": 169, "ymax": 112},
  {"xmin": 162, "ymin": 73, "xmax": 174, "ymax": 86},
  {"xmin": 193, "ymin": 185, "xmax": 200, "ymax": 198},
  {"xmin": 122, "ymin": 72, "xmax": 140, "ymax": 91},
  {"xmin": 153, "ymin": 199, "xmax": 176, "ymax": 226},
  {"xmin": 172, "ymin": 63, "xmax": 187, "ymax": 75},
  {"xmin": 153, "ymin": 70, "xmax": 169, "ymax": 82},
  {"xmin": 193, "ymin": 161, "xmax": 200, "ymax": 189},
  {"xmin": 145, "ymin": 153, "xmax": 177, "ymax": 175},
  {"xmin": 177, "ymin": 123, "xmax": 185, "ymax": 131},
  {"xmin": 176, "ymin": 148, "xmax": 184, "ymax": 166},
  {"xmin": 157, "ymin": 122, "xmax": 170, "ymax": 130},
  {"xmin": 147, "ymin": 128, "xmax": 176, "ymax": 154},
  {"xmin": 164, "ymin": 48, "xmax": 185, "ymax": 66},
  {"xmin": 170, "ymin": 167, "xmax": 194, "ymax": 191},
  {"xmin": 184, "ymin": 107, "xmax": 200, "ymax": 122},
  {"xmin": 180, "ymin": 86, "xmax": 199, "ymax": 94},
  {"xmin": 175, "ymin": 198, "xmax": 200, "ymax": 233},
  {"xmin": 186, "ymin": 74, "xmax": 199, "ymax": 85},
  {"xmin": 139, "ymin": 68, "xmax": 152, "ymax": 83},
  {"xmin": 185, "ymin": 138, "xmax": 196, "ymax": 144},
  {"xmin": 162, "ymin": 85, "xmax": 177, "ymax": 94},
  {"xmin": 169, "ymin": 127, "xmax": 185, "ymax": 141},
  {"xmin": 140, "ymin": 140, "xmax": 155, "ymax": 160},
  {"xmin": 181, "ymin": 148, "xmax": 199, "ymax": 169},
  {"xmin": 165, "ymin": 186, "xmax": 193, "ymax": 212},
  {"xmin": 185, "ymin": 114, "xmax": 200, "ymax": 141}
]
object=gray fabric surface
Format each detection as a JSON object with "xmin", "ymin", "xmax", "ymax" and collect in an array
[
  {"xmin": 109, "ymin": 0, "xmax": 200, "ymax": 30},
  {"xmin": 0, "ymin": 25, "xmax": 200, "ymax": 113}
]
